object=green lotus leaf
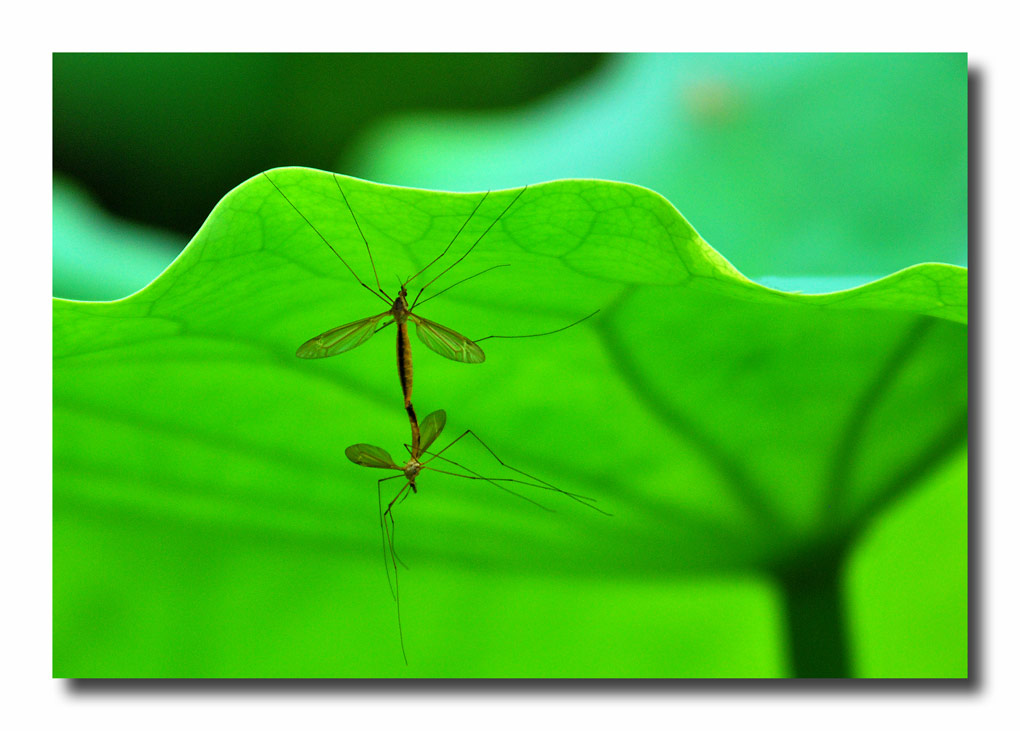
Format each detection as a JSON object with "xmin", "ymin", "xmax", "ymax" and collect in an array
[{"xmin": 53, "ymin": 167, "xmax": 966, "ymax": 678}]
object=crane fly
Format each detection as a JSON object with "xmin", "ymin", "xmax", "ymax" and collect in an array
[
  {"xmin": 345, "ymin": 408, "xmax": 609, "ymax": 663},
  {"xmin": 264, "ymin": 172, "xmax": 598, "ymax": 455}
]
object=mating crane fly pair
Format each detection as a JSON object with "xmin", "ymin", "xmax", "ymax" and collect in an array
[{"xmin": 265, "ymin": 171, "xmax": 605, "ymax": 662}]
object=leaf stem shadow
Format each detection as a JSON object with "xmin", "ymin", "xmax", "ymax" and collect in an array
[{"xmin": 594, "ymin": 287, "xmax": 786, "ymax": 533}]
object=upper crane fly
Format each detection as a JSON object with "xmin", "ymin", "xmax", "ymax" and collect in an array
[{"xmin": 264, "ymin": 172, "xmax": 597, "ymax": 454}]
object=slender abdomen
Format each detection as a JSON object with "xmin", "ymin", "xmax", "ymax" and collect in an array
[{"xmin": 396, "ymin": 321, "xmax": 420, "ymax": 456}]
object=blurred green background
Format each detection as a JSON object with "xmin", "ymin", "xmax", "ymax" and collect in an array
[{"xmin": 52, "ymin": 53, "xmax": 968, "ymax": 678}]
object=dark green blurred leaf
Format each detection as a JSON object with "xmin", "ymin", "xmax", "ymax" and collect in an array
[
  {"xmin": 53, "ymin": 168, "xmax": 966, "ymax": 677},
  {"xmin": 53, "ymin": 53, "xmax": 604, "ymax": 237}
]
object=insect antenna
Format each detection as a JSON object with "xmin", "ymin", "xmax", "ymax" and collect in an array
[
  {"xmin": 404, "ymin": 191, "xmax": 491, "ymax": 291},
  {"xmin": 263, "ymin": 173, "xmax": 392, "ymax": 306},
  {"xmin": 474, "ymin": 309, "xmax": 601, "ymax": 344},
  {"xmin": 410, "ymin": 186, "xmax": 528, "ymax": 309}
]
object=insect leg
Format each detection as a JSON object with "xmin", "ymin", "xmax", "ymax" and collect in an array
[
  {"xmin": 424, "ymin": 430, "xmax": 610, "ymax": 515},
  {"xmin": 411, "ymin": 186, "xmax": 527, "ymax": 305},
  {"xmin": 405, "ymin": 191, "xmax": 490, "ymax": 295},
  {"xmin": 262, "ymin": 173, "xmax": 392, "ymax": 306},
  {"xmin": 381, "ymin": 480, "xmax": 413, "ymax": 665},
  {"xmin": 377, "ymin": 474, "xmax": 403, "ymax": 601},
  {"xmin": 473, "ymin": 309, "xmax": 600, "ymax": 344},
  {"xmin": 412, "ymin": 264, "xmax": 510, "ymax": 310},
  {"xmin": 331, "ymin": 174, "xmax": 387, "ymax": 299},
  {"xmin": 423, "ymin": 463, "xmax": 555, "ymax": 511},
  {"xmin": 383, "ymin": 482, "xmax": 413, "ymax": 572}
]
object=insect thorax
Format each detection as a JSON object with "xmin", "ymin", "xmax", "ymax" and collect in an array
[
  {"xmin": 404, "ymin": 459, "xmax": 423, "ymax": 481},
  {"xmin": 393, "ymin": 291, "xmax": 410, "ymax": 323}
]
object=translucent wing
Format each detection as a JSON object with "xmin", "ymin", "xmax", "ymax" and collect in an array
[
  {"xmin": 410, "ymin": 314, "xmax": 485, "ymax": 364},
  {"xmin": 296, "ymin": 312, "xmax": 389, "ymax": 359},
  {"xmin": 345, "ymin": 444, "xmax": 399, "ymax": 470},
  {"xmin": 419, "ymin": 410, "xmax": 447, "ymax": 455}
]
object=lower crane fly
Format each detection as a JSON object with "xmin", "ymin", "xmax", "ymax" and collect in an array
[{"xmin": 345, "ymin": 409, "xmax": 609, "ymax": 663}]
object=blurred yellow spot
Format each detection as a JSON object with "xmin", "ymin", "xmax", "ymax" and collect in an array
[{"xmin": 685, "ymin": 79, "xmax": 744, "ymax": 126}]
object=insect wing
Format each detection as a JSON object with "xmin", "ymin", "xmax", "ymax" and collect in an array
[
  {"xmin": 410, "ymin": 314, "xmax": 485, "ymax": 364},
  {"xmin": 419, "ymin": 410, "xmax": 447, "ymax": 454},
  {"xmin": 345, "ymin": 444, "xmax": 399, "ymax": 469},
  {"xmin": 296, "ymin": 312, "xmax": 389, "ymax": 359}
]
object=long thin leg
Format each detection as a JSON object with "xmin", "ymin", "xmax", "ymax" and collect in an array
[
  {"xmin": 424, "ymin": 430, "xmax": 611, "ymax": 516},
  {"xmin": 405, "ymin": 191, "xmax": 490, "ymax": 296},
  {"xmin": 380, "ymin": 480, "xmax": 413, "ymax": 665},
  {"xmin": 262, "ymin": 173, "xmax": 392, "ymax": 306},
  {"xmin": 426, "ymin": 452, "xmax": 603, "ymax": 513},
  {"xmin": 408, "ymin": 434, "xmax": 591, "ymax": 506},
  {"xmin": 403, "ymin": 441, "xmax": 567, "ymax": 497},
  {"xmin": 385, "ymin": 506, "xmax": 408, "ymax": 569},
  {"xmin": 403, "ymin": 439, "xmax": 589, "ymax": 509},
  {"xmin": 424, "ymin": 464, "xmax": 554, "ymax": 511},
  {"xmin": 411, "ymin": 186, "xmax": 527, "ymax": 306},
  {"xmin": 332, "ymin": 174, "xmax": 387, "ymax": 299},
  {"xmin": 383, "ymin": 483, "xmax": 413, "ymax": 573},
  {"xmin": 372, "ymin": 319, "xmax": 396, "ymax": 336},
  {"xmin": 376, "ymin": 474, "xmax": 403, "ymax": 601},
  {"xmin": 425, "ymin": 455, "xmax": 595, "ymax": 503},
  {"xmin": 413, "ymin": 264, "xmax": 510, "ymax": 310},
  {"xmin": 473, "ymin": 309, "xmax": 601, "ymax": 344}
]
